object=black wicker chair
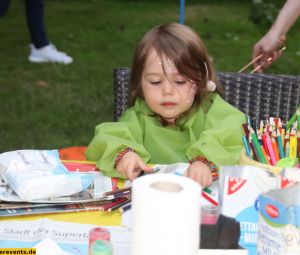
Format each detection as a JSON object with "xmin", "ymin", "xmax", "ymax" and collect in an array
[{"xmin": 114, "ymin": 67, "xmax": 300, "ymax": 126}]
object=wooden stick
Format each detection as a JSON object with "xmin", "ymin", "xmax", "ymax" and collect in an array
[
  {"xmin": 239, "ymin": 46, "xmax": 286, "ymax": 73},
  {"xmin": 238, "ymin": 54, "xmax": 262, "ymax": 73}
]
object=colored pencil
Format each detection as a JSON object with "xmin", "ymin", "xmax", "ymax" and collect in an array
[
  {"xmin": 261, "ymin": 145, "xmax": 271, "ymax": 164},
  {"xmin": 109, "ymin": 192, "xmax": 131, "ymax": 199},
  {"xmin": 119, "ymin": 203, "xmax": 132, "ymax": 213},
  {"xmin": 297, "ymin": 130, "xmax": 300, "ymax": 158},
  {"xmin": 104, "ymin": 186, "xmax": 131, "ymax": 196},
  {"xmin": 286, "ymin": 106, "xmax": 300, "ymax": 130},
  {"xmin": 242, "ymin": 135, "xmax": 252, "ymax": 158},
  {"xmin": 244, "ymin": 109, "xmax": 300, "ymax": 164},
  {"xmin": 203, "ymin": 187, "xmax": 216, "ymax": 196},
  {"xmin": 297, "ymin": 109, "xmax": 300, "ymax": 131},
  {"xmin": 285, "ymin": 141, "xmax": 290, "ymax": 158},
  {"xmin": 281, "ymin": 128, "xmax": 285, "ymax": 146},
  {"xmin": 264, "ymin": 134, "xmax": 277, "ymax": 165},
  {"xmin": 289, "ymin": 135, "xmax": 297, "ymax": 158},
  {"xmin": 250, "ymin": 127, "xmax": 267, "ymax": 164},
  {"xmin": 248, "ymin": 135, "xmax": 258, "ymax": 161},
  {"xmin": 271, "ymin": 135, "xmax": 280, "ymax": 161},
  {"xmin": 242, "ymin": 123, "xmax": 250, "ymax": 138},
  {"xmin": 107, "ymin": 199, "xmax": 131, "ymax": 212},
  {"xmin": 102, "ymin": 197, "xmax": 128, "ymax": 211},
  {"xmin": 276, "ymin": 129, "xmax": 285, "ymax": 159}
]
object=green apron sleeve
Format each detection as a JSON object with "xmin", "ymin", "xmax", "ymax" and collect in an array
[
  {"xmin": 186, "ymin": 95, "xmax": 246, "ymax": 169},
  {"xmin": 85, "ymin": 110, "xmax": 151, "ymax": 178}
]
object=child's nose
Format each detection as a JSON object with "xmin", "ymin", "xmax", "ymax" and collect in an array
[{"xmin": 162, "ymin": 81, "xmax": 175, "ymax": 95}]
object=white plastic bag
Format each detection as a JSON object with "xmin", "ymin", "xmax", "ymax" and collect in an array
[{"xmin": 0, "ymin": 150, "xmax": 94, "ymax": 201}]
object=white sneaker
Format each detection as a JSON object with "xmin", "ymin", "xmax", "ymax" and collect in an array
[{"xmin": 28, "ymin": 44, "xmax": 73, "ymax": 64}]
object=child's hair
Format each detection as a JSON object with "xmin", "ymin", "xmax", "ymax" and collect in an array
[{"xmin": 129, "ymin": 23, "xmax": 220, "ymax": 109}]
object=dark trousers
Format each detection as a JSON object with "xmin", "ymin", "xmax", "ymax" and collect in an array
[{"xmin": 0, "ymin": 0, "xmax": 49, "ymax": 48}]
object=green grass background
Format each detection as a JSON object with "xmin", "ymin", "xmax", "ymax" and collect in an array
[{"xmin": 0, "ymin": 0, "xmax": 299, "ymax": 153}]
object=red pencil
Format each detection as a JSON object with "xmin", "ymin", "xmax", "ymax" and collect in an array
[
  {"xmin": 242, "ymin": 123, "xmax": 249, "ymax": 137},
  {"xmin": 107, "ymin": 199, "xmax": 131, "ymax": 212},
  {"xmin": 102, "ymin": 197, "xmax": 128, "ymax": 211},
  {"xmin": 297, "ymin": 130, "xmax": 300, "ymax": 158}
]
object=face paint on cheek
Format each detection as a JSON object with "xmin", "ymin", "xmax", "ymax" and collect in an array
[{"xmin": 185, "ymin": 83, "xmax": 197, "ymax": 104}]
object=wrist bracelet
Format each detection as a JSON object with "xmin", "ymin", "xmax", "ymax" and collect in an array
[
  {"xmin": 114, "ymin": 147, "xmax": 134, "ymax": 168},
  {"xmin": 189, "ymin": 156, "xmax": 218, "ymax": 181}
]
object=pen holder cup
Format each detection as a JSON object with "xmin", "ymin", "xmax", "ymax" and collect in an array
[{"xmin": 239, "ymin": 149, "xmax": 283, "ymax": 175}]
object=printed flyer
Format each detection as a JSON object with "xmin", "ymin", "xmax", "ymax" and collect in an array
[{"xmin": 0, "ymin": 218, "xmax": 131, "ymax": 255}]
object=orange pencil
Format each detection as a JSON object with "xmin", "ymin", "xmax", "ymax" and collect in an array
[
  {"xmin": 271, "ymin": 137, "xmax": 280, "ymax": 161},
  {"xmin": 261, "ymin": 145, "xmax": 271, "ymax": 164}
]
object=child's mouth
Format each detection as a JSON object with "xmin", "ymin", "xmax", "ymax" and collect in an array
[{"xmin": 161, "ymin": 102, "xmax": 176, "ymax": 107}]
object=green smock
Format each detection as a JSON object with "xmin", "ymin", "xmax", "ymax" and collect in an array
[{"xmin": 85, "ymin": 93, "xmax": 246, "ymax": 178}]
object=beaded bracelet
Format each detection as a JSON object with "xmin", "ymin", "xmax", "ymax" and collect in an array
[
  {"xmin": 114, "ymin": 147, "xmax": 134, "ymax": 167},
  {"xmin": 189, "ymin": 156, "xmax": 218, "ymax": 181}
]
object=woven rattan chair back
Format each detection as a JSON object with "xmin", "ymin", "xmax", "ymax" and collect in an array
[{"xmin": 114, "ymin": 67, "xmax": 300, "ymax": 126}]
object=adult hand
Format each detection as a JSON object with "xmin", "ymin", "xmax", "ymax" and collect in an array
[{"xmin": 252, "ymin": 30, "xmax": 285, "ymax": 73}]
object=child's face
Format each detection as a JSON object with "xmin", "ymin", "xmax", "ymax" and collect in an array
[{"xmin": 141, "ymin": 50, "xmax": 196, "ymax": 122}]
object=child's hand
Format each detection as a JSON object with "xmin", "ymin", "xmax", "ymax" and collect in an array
[
  {"xmin": 185, "ymin": 161, "xmax": 213, "ymax": 188},
  {"xmin": 116, "ymin": 151, "xmax": 153, "ymax": 180}
]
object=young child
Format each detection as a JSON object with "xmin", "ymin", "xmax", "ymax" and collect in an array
[{"xmin": 86, "ymin": 23, "xmax": 246, "ymax": 188}]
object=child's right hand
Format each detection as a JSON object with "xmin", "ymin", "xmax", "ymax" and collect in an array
[
  {"xmin": 116, "ymin": 151, "xmax": 153, "ymax": 180},
  {"xmin": 185, "ymin": 161, "xmax": 213, "ymax": 188}
]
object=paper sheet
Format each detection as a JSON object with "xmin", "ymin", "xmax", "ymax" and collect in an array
[{"xmin": 0, "ymin": 218, "xmax": 131, "ymax": 255}]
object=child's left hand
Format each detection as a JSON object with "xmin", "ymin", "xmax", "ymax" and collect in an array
[{"xmin": 185, "ymin": 161, "xmax": 213, "ymax": 188}]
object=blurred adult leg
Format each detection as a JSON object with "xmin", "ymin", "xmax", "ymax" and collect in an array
[
  {"xmin": 0, "ymin": 0, "xmax": 10, "ymax": 17},
  {"xmin": 25, "ymin": 0, "xmax": 49, "ymax": 48},
  {"xmin": 25, "ymin": 0, "xmax": 73, "ymax": 64}
]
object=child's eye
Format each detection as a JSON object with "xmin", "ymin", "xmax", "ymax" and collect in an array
[
  {"xmin": 174, "ymin": 80, "xmax": 187, "ymax": 85},
  {"xmin": 150, "ymin": 81, "xmax": 161, "ymax": 85}
]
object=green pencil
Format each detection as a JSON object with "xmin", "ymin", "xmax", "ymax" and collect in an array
[
  {"xmin": 286, "ymin": 105, "xmax": 300, "ymax": 130},
  {"xmin": 250, "ymin": 127, "xmax": 267, "ymax": 164}
]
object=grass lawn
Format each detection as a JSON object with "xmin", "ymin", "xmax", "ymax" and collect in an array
[{"xmin": 0, "ymin": 0, "xmax": 299, "ymax": 153}]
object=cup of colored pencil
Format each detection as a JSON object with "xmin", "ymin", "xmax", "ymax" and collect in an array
[{"xmin": 240, "ymin": 108, "xmax": 300, "ymax": 175}]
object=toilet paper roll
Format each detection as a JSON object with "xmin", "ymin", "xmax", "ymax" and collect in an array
[{"xmin": 131, "ymin": 174, "xmax": 201, "ymax": 255}]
